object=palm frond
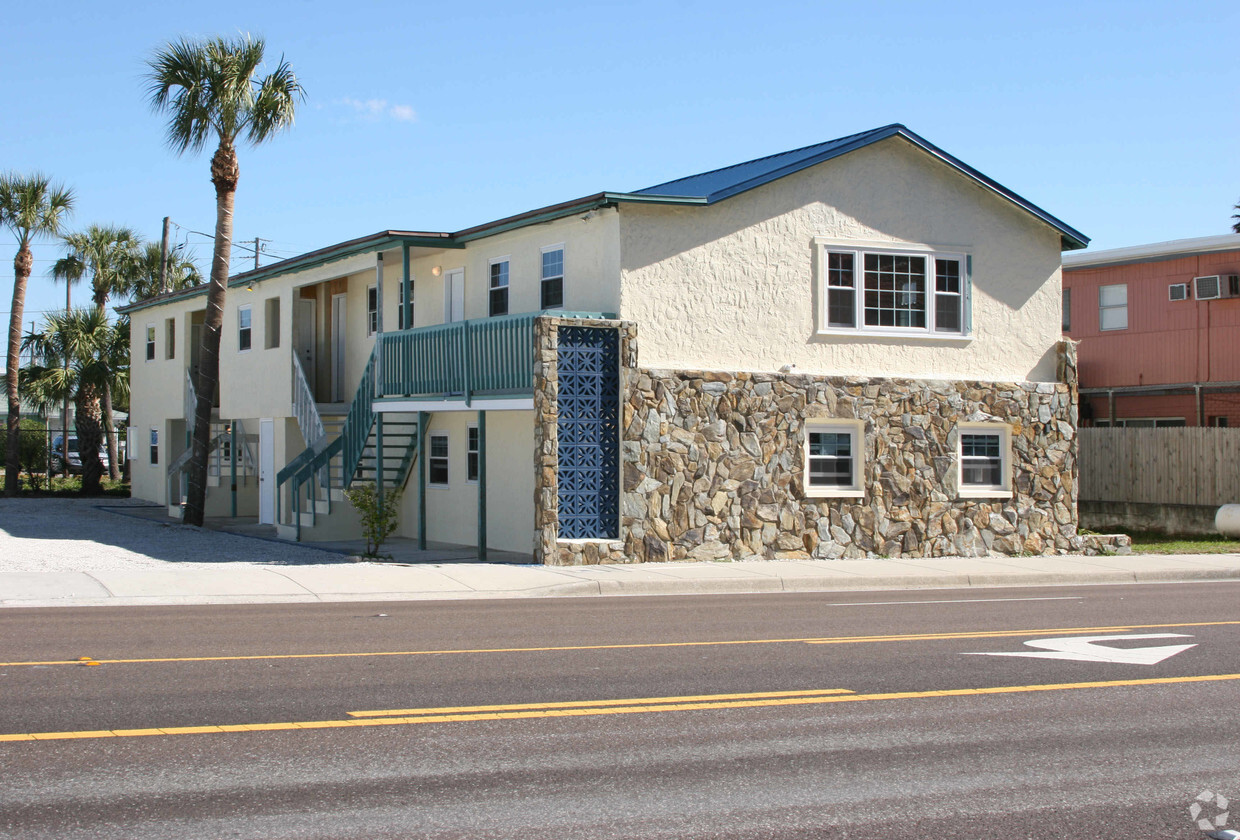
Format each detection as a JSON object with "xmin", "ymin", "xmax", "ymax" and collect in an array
[{"xmin": 0, "ymin": 172, "xmax": 76, "ymax": 245}]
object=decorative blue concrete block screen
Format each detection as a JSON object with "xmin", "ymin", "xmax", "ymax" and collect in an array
[{"xmin": 556, "ymin": 326, "xmax": 620, "ymax": 539}]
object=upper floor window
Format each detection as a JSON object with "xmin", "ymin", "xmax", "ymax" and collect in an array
[
  {"xmin": 264, "ymin": 298, "xmax": 280, "ymax": 349},
  {"xmin": 165, "ymin": 318, "xmax": 176, "ymax": 359},
  {"xmin": 1062, "ymin": 288, "xmax": 1071, "ymax": 331},
  {"xmin": 1099, "ymin": 283, "xmax": 1127, "ymax": 331},
  {"xmin": 541, "ymin": 247, "xmax": 564, "ymax": 309},
  {"xmin": 238, "ymin": 305, "xmax": 252, "ymax": 352},
  {"xmin": 367, "ymin": 285, "xmax": 378, "ymax": 336},
  {"xmin": 817, "ymin": 239, "xmax": 969, "ymax": 337},
  {"xmin": 145, "ymin": 325, "xmax": 156, "ymax": 361},
  {"xmin": 489, "ymin": 258, "xmax": 509, "ymax": 317}
]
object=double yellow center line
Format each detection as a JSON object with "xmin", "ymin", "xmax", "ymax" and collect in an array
[{"xmin": 4, "ymin": 675, "xmax": 1240, "ymax": 743}]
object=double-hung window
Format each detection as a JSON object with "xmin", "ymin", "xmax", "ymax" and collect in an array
[
  {"xmin": 145, "ymin": 325, "xmax": 156, "ymax": 361},
  {"xmin": 489, "ymin": 258, "xmax": 509, "ymax": 317},
  {"xmin": 149, "ymin": 428, "xmax": 159, "ymax": 466},
  {"xmin": 428, "ymin": 432, "xmax": 449, "ymax": 486},
  {"xmin": 1099, "ymin": 284, "xmax": 1127, "ymax": 331},
  {"xmin": 237, "ymin": 306, "xmax": 252, "ymax": 352},
  {"xmin": 541, "ymin": 246, "xmax": 564, "ymax": 309},
  {"xmin": 804, "ymin": 419, "xmax": 864, "ymax": 498},
  {"xmin": 467, "ymin": 425, "xmax": 480, "ymax": 483},
  {"xmin": 958, "ymin": 423, "xmax": 1011, "ymax": 498},
  {"xmin": 817, "ymin": 239, "xmax": 970, "ymax": 337},
  {"xmin": 398, "ymin": 276, "xmax": 413, "ymax": 330},
  {"xmin": 366, "ymin": 285, "xmax": 378, "ymax": 336}
]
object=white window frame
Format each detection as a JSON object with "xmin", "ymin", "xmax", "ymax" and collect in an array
[
  {"xmin": 428, "ymin": 431, "xmax": 449, "ymax": 487},
  {"xmin": 488, "ymin": 257, "xmax": 510, "ymax": 317},
  {"xmin": 127, "ymin": 426, "xmax": 138, "ymax": 461},
  {"xmin": 366, "ymin": 284, "xmax": 378, "ymax": 336},
  {"xmin": 540, "ymin": 244, "xmax": 565, "ymax": 310},
  {"xmin": 1098, "ymin": 283, "xmax": 1128, "ymax": 331},
  {"xmin": 957, "ymin": 422, "xmax": 1012, "ymax": 499},
  {"xmin": 145, "ymin": 324, "xmax": 156, "ymax": 362},
  {"xmin": 238, "ymin": 305, "xmax": 252, "ymax": 352},
  {"xmin": 149, "ymin": 427, "xmax": 159, "ymax": 467},
  {"xmin": 815, "ymin": 237, "xmax": 972, "ymax": 340},
  {"xmin": 803, "ymin": 419, "xmax": 864, "ymax": 498},
  {"xmin": 466, "ymin": 424, "xmax": 479, "ymax": 484}
]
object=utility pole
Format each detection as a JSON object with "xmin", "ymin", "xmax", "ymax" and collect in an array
[
  {"xmin": 254, "ymin": 237, "xmax": 261, "ymax": 271},
  {"xmin": 159, "ymin": 216, "xmax": 171, "ymax": 294}
]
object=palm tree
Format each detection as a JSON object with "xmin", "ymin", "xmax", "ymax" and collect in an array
[
  {"xmin": 128, "ymin": 242, "xmax": 203, "ymax": 302},
  {"xmin": 52, "ymin": 225, "xmax": 143, "ymax": 478},
  {"xmin": 145, "ymin": 34, "xmax": 302, "ymax": 526},
  {"xmin": 20, "ymin": 308, "xmax": 127, "ymax": 495},
  {"xmin": 1232, "ymin": 200, "xmax": 1239, "ymax": 234},
  {"xmin": 0, "ymin": 173, "xmax": 75, "ymax": 496}
]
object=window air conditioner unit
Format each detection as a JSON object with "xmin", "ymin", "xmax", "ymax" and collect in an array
[
  {"xmin": 1169, "ymin": 283, "xmax": 1189, "ymax": 301},
  {"xmin": 1194, "ymin": 275, "xmax": 1240, "ymax": 300}
]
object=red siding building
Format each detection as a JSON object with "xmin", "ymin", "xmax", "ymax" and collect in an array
[{"xmin": 1063, "ymin": 234, "xmax": 1240, "ymax": 427}]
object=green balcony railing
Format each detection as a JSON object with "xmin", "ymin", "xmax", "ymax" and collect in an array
[{"xmin": 378, "ymin": 310, "xmax": 608, "ymax": 404}]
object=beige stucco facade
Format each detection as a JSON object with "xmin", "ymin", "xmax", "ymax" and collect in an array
[{"xmin": 618, "ymin": 138, "xmax": 1064, "ymax": 382}]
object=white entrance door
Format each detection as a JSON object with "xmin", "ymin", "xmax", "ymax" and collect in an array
[
  {"xmin": 445, "ymin": 269, "xmax": 465, "ymax": 323},
  {"xmin": 258, "ymin": 419, "xmax": 275, "ymax": 524},
  {"xmin": 331, "ymin": 294, "xmax": 347, "ymax": 402},
  {"xmin": 295, "ymin": 298, "xmax": 316, "ymax": 393}
]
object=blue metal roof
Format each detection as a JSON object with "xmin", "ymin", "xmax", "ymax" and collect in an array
[{"xmin": 630, "ymin": 124, "xmax": 1089, "ymax": 250}]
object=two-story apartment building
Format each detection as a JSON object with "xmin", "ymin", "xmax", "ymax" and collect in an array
[
  {"xmin": 1063, "ymin": 234, "xmax": 1240, "ymax": 428},
  {"xmin": 122, "ymin": 124, "xmax": 1098, "ymax": 563}
]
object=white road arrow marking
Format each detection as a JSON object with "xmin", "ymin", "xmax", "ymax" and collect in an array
[{"xmin": 963, "ymin": 633, "xmax": 1197, "ymax": 665}]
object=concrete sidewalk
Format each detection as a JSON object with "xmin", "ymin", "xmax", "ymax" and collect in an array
[{"xmin": 3, "ymin": 551, "xmax": 1240, "ymax": 608}]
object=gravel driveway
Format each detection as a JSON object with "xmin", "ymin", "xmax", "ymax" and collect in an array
[{"xmin": 0, "ymin": 498, "xmax": 354, "ymax": 573}]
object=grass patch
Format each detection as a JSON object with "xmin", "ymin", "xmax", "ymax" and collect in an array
[{"xmin": 1120, "ymin": 530, "xmax": 1240, "ymax": 555}]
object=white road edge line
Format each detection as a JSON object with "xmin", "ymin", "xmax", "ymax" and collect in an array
[{"xmin": 824, "ymin": 596, "xmax": 1083, "ymax": 607}]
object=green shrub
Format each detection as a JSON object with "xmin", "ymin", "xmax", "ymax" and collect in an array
[
  {"xmin": 0, "ymin": 419, "xmax": 49, "ymax": 488},
  {"xmin": 344, "ymin": 483, "xmax": 402, "ymax": 559}
]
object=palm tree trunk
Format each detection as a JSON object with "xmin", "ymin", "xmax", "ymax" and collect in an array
[
  {"xmin": 5, "ymin": 245, "xmax": 33, "ymax": 496},
  {"xmin": 184, "ymin": 142, "xmax": 239, "ymax": 527},
  {"xmin": 76, "ymin": 385, "xmax": 104, "ymax": 495},
  {"xmin": 102, "ymin": 381, "xmax": 120, "ymax": 481}
]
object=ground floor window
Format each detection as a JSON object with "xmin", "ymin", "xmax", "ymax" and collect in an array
[
  {"xmin": 803, "ymin": 419, "xmax": 864, "ymax": 497},
  {"xmin": 428, "ymin": 431, "xmax": 449, "ymax": 486},
  {"xmin": 149, "ymin": 428, "xmax": 159, "ymax": 466},
  {"xmin": 467, "ymin": 425, "xmax": 479, "ymax": 483},
  {"xmin": 958, "ymin": 423, "xmax": 1011, "ymax": 497}
]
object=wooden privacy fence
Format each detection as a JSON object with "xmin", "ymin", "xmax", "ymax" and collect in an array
[{"xmin": 1079, "ymin": 427, "xmax": 1240, "ymax": 505}]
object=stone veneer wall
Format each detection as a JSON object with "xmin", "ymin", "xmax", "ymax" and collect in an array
[{"xmin": 534, "ymin": 317, "xmax": 1112, "ymax": 565}]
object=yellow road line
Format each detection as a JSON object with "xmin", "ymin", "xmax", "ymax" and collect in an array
[
  {"xmin": 3, "ymin": 674, "xmax": 1239, "ymax": 743},
  {"xmin": 348, "ymin": 688, "xmax": 855, "ymax": 717},
  {"xmin": 3, "ymin": 620, "xmax": 1238, "ymax": 668}
]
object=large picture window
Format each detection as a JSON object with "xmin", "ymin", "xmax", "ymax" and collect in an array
[{"xmin": 818, "ymin": 239, "xmax": 969, "ymax": 337}]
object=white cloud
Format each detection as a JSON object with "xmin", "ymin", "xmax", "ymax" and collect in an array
[{"xmin": 336, "ymin": 98, "xmax": 417, "ymax": 123}]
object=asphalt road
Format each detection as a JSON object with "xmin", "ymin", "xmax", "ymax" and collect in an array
[{"xmin": 2, "ymin": 582, "xmax": 1238, "ymax": 839}]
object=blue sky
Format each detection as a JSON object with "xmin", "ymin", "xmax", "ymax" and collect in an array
[{"xmin": 3, "ymin": 0, "xmax": 1238, "ymax": 329}]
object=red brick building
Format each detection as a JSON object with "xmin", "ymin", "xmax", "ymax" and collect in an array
[{"xmin": 1063, "ymin": 234, "xmax": 1240, "ymax": 427}]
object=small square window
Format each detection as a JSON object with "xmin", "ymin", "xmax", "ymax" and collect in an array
[
  {"xmin": 804, "ymin": 419, "xmax": 864, "ymax": 498},
  {"xmin": 541, "ymin": 247, "xmax": 564, "ymax": 310},
  {"xmin": 429, "ymin": 432, "xmax": 449, "ymax": 486},
  {"xmin": 958, "ymin": 423, "xmax": 1012, "ymax": 498},
  {"xmin": 489, "ymin": 259, "xmax": 509, "ymax": 317},
  {"xmin": 238, "ymin": 305, "xmax": 252, "ymax": 352},
  {"xmin": 467, "ymin": 425, "xmax": 479, "ymax": 483}
]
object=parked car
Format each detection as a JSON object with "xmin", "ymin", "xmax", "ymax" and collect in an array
[{"xmin": 51, "ymin": 434, "xmax": 110, "ymax": 475}]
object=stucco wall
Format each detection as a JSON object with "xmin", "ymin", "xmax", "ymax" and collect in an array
[
  {"xmin": 403, "ymin": 409, "xmax": 535, "ymax": 554},
  {"xmin": 397, "ymin": 209, "xmax": 621, "ymax": 328},
  {"xmin": 618, "ymin": 137, "xmax": 1064, "ymax": 383}
]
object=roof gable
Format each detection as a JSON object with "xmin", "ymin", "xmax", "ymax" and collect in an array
[{"xmin": 630, "ymin": 124, "xmax": 1088, "ymax": 251}]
